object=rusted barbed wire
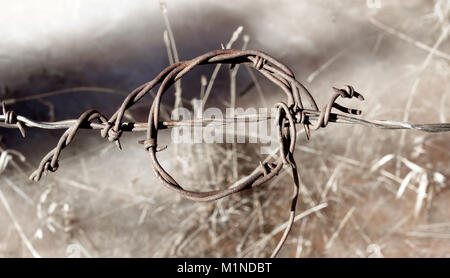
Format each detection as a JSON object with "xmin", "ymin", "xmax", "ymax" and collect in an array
[
  {"xmin": 1, "ymin": 49, "xmax": 450, "ymax": 257},
  {"xmin": 2, "ymin": 103, "xmax": 25, "ymax": 137},
  {"xmin": 2, "ymin": 107, "xmax": 450, "ymax": 132}
]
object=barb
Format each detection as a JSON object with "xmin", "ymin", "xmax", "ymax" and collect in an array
[
  {"xmin": 1, "ymin": 49, "xmax": 449, "ymax": 257},
  {"xmin": 2, "ymin": 106, "xmax": 449, "ymax": 133},
  {"xmin": 2, "ymin": 103, "xmax": 25, "ymax": 137}
]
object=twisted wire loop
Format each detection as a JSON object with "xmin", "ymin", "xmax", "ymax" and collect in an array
[
  {"xmin": 310, "ymin": 85, "xmax": 365, "ymax": 129},
  {"xmin": 29, "ymin": 109, "xmax": 111, "ymax": 181},
  {"xmin": 24, "ymin": 49, "xmax": 365, "ymax": 257},
  {"xmin": 119, "ymin": 49, "xmax": 362, "ymax": 257}
]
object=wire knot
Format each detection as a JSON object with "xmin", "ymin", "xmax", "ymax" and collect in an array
[
  {"xmin": 101, "ymin": 122, "xmax": 123, "ymax": 149},
  {"xmin": 332, "ymin": 85, "xmax": 364, "ymax": 101},
  {"xmin": 2, "ymin": 103, "xmax": 25, "ymax": 137},
  {"xmin": 44, "ymin": 160, "xmax": 59, "ymax": 174},
  {"xmin": 289, "ymin": 105, "xmax": 305, "ymax": 124},
  {"xmin": 253, "ymin": 56, "xmax": 266, "ymax": 70},
  {"xmin": 4, "ymin": 110, "xmax": 16, "ymax": 124},
  {"xmin": 107, "ymin": 127, "xmax": 122, "ymax": 142},
  {"xmin": 259, "ymin": 161, "xmax": 277, "ymax": 176},
  {"xmin": 143, "ymin": 138, "xmax": 167, "ymax": 152}
]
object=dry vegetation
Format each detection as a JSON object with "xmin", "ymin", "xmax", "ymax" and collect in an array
[{"xmin": 0, "ymin": 0, "xmax": 449, "ymax": 257}]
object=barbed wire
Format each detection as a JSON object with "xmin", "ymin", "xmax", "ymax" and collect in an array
[
  {"xmin": 1, "ymin": 49, "xmax": 449, "ymax": 257},
  {"xmin": 3, "ymin": 106, "xmax": 449, "ymax": 132}
]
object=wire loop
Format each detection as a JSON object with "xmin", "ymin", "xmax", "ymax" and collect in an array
[{"xmin": 3, "ymin": 49, "xmax": 447, "ymax": 256}]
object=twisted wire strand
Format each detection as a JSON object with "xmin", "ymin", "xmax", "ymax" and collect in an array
[
  {"xmin": 1, "ymin": 49, "xmax": 449, "ymax": 257},
  {"xmin": 28, "ymin": 109, "xmax": 110, "ymax": 181},
  {"xmin": 2, "ymin": 109, "xmax": 449, "ymax": 132}
]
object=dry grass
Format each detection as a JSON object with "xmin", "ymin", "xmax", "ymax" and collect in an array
[{"xmin": 0, "ymin": 0, "xmax": 449, "ymax": 257}]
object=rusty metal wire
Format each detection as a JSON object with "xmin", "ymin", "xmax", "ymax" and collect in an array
[{"xmin": 1, "ymin": 49, "xmax": 450, "ymax": 257}]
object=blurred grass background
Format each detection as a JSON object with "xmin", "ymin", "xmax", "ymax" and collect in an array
[{"xmin": 0, "ymin": 0, "xmax": 449, "ymax": 257}]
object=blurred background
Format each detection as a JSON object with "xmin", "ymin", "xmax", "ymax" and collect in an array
[{"xmin": 0, "ymin": 0, "xmax": 449, "ymax": 257}]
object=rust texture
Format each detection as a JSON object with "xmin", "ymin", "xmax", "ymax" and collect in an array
[{"xmin": 1, "ymin": 49, "xmax": 449, "ymax": 257}]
